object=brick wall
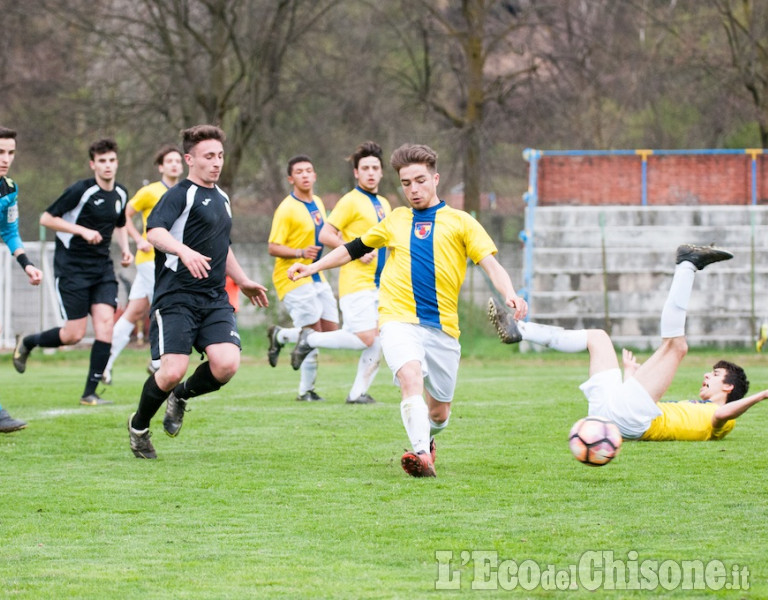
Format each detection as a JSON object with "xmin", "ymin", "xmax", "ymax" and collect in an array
[{"xmin": 536, "ymin": 153, "xmax": 768, "ymax": 206}]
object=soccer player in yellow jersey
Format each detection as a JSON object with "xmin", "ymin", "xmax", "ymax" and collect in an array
[
  {"xmin": 288, "ymin": 141, "xmax": 391, "ymax": 404},
  {"xmin": 490, "ymin": 244, "xmax": 768, "ymax": 442},
  {"xmin": 103, "ymin": 145, "xmax": 184, "ymax": 385},
  {"xmin": 267, "ymin": 155, "xmax": 339, "ymax": 402},
  {"xmin": 288, "ymin": 144, "xmax": 528, "ymax": 477}
]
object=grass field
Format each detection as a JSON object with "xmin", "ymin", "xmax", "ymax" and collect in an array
[{"xmin": 1, "ymin": 330, "xmax": 766, "ymax": 599}]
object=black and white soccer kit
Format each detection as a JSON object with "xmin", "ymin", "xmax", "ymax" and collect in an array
[
  {"xmin": 46, "ymin": 178, "xmax": 128, "ymax": 320},
  {"xmin": 147, "ymin": 179, "xmax": 240, "ymax": 358}
]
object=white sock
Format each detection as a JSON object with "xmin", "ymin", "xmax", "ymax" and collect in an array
[
  {"xmin": 298, "ymin": 349, "xmax": 319, "ymax": 395},
  {"xmin": 429, "ymin": 415, "xmax": 449, "ymax": 437},
  {"xmin": 400, "ymin": 395, "xmax": 430, "ymax": 454},
  {"xmin": 518, "ymin": 321, "xmax": 588, "ymax": 352},
  {"xmin": 306, "ymin": 329, "xmax": 366, "ymax": 351},
  {"xmin": 106, "ymin": 316, "xmax": 135, "ymax": 371},
  {"xmin": 348, "ymin": 338, "xmax": 381, "ymax": 400},
  {"xmin": 278, "ymin": 327, "xmax": 301, "ymax": 344},
  {"xmin": 660, "ymin": 262, "xmax": 695, "ymax": 338}
]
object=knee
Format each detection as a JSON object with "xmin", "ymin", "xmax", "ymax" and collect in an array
[
  {"xmin": 664, "ymin": 336, "xmax": 688, "ymax": 359},
  {"xmin": 59, "ymin": 326, "xmax": 85, "ymax": 345},
  {"xmin": 429, "ymin": 404, "xmax": 451, "ymax": 424},
  {"xmin": 210, "ymin": 359, "xmax": 239, "ymax": 384}
]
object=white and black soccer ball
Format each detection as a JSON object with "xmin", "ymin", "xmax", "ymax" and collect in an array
[{"xmin": 568, "ymin": 416, "xmax": 622, "ymax": 466}]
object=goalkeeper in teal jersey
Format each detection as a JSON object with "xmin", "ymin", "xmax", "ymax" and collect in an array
[{"xmin": 0, "ymin": 127, "xmax": 43, "ymax": 432}]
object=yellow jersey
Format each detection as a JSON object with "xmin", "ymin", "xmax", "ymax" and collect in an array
[
  {"xmin": 269, "ymin": 193, "xmax": 329, "ymax": 300},
  {"xmin": 360, "ymin": 201, "xmax": 497, "ymax": 339},
  {"xmin": 326, "ymin": 187, "xmax": 391, "ymax": 298},
  {"xmin": 640, "ymin": 400, "xmax": 735, "ymax": 441},
  {"xmin": 129, "ymin": 180, "xmax": 169, "ymax": 265}
]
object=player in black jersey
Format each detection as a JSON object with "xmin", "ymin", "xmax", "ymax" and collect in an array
[
  {"xmin": 127, "ymin": 124, "xmax": 269, "ymax": 459},
  {"xmin": 13, "ymin": 138, "xmax": 133, "ymax": 406}
]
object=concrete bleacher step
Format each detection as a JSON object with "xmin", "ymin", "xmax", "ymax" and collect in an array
[{"xmin": 526, "ymin": 205, "xmax": 768, "ymax": 348}]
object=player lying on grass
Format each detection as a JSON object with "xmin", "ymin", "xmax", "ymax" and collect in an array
[{"xmin": 489, "ymin": 244, "xmax": 768, "ymax": 441}]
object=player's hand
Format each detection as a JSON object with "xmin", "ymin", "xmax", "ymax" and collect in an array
[
  {"xmin": 25, "ymin": 265, "xmax": 43, "ymax": 286},
  {"xmin": 136, "ymin": 238, "xmax": 153, "ymax": 253},
  {"xmin": 240, "ymin": 280, "xmax": 269, "ymax": 308},
  {"xmin": 302, "ymin": 245, "xmax": 322, "ymax": 260},
  {"xmin": 359, "ymin": 250, "xmax": 376, "ymax": 264},
  {"xmin": 120, "ymin": 251, "xmax": 134, "ymax": 267},
  {"xmin": 622, "ymin": 348, "xmax": 640, "ymax": 380},
  {"xmin": 81, "ymin": 228, "xmax": 102, "ymax": 244},
  {"xmin": 178, "ymin": 246, "xmax": 212, "ymax": 279},
  {"xmin": 288, "ymin": 263, "xmax": 313, "ymax": 281},
  {"xmin": 505, "ymin": 295, "xmax": 528, "ymax": 320}
]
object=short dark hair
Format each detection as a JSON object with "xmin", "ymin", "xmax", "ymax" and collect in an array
[
  {"xmin": 349, "ymin": 141, "xmax": 383, "ymax": 170},
  {"xmin": 181, "ymin": 125, "xmax": 225, "ymax": 154},
  {"xmin": 0, "ymin": 127, "xmax": 17, "ymax": 140},
  {"xmin": 153, "ymin": 144, "xmax": 183, "ymax": 166},
  {"xmin": 714, "ymin": 360, "xmax": 749, "ymax": 402},
  {"xmin": 89, "ymin": 138, "xmax": 118, "ymax": 160},
  {"xmin": 287, "ymin": 154, "xmax": 313, "ymax": 176},
  {"xmin": 390, "ymin": 143, "xmax": 437, "ymax": 174}
]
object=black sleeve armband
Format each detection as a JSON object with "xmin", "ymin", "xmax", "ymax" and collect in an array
[
  {"xmin": 16, "ymin": 253, "xmax": 35, "ymax": 271},
  {"xmin": 344, "ymin": 238, "xmax": 375, "ymax": 260}
]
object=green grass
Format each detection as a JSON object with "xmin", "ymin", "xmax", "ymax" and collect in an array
[{"xmin": 1, "ymin": 334, "xmax": 766, "ymax": 599}]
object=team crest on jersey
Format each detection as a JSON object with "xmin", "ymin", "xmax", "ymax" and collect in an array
[
  {"xmin": 311, "ymin": 210, "xmax": 323, "ymax": 226},
  {"xmin": 375, "ymin": 205, "xmax": 386, "ymax": 220},
  {"xmin": 414, "ymin": 222, "xmax": 432, "ymax": 239}
]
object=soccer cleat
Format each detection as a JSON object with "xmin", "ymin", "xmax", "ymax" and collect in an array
[
  {"xmin": 487, "ymin": 297, "xmax": 522, "ymax": 344},
  {"xmin": 675, "ymin": 244, "xmax": 733, "ymax": 271},
  {"xmin": 429, "ymin": 437, "xmax": 437, "ymax": 464},
  {"xmin": 757, "ymin": 323, "xmax": 768, "ymax": 353},
  {"xmin": 345, "ymin": 393, "xmax": 376, "ymax": 405},
  {"xmin": 266, "ymin": 325, "xmax": 284, "ymax": 368},
  {"xmin": 102, "ymin": 368, "xmax": 113, "ymax": 385},
  {"xmin": 0, "ymin": 409, "xmax": 27, "ymax": 433},
  {"xmin": 401, "ymin": 451, "xmax": 436, "ymax": 478},
  {"xmin": 12, "ymin": 335, "xmax": 30, "ymax": 374},
  {"xmin": 296, "ymin": 389, "xmax": 324, "ymax": 402},
  {"xmin": 162, "ymin": 392, "xmax": 187, "ymax": 437},
  {"xmin": 290, "ymin": 328, "xmax": 313, "ymax": 370},
  {"xmin": 80, "ymin": 393, "xmax": 113, "ymax": 406},
  {"xmin": 128, "ymin": 413, "xmax": 157, "ymax": 459}
]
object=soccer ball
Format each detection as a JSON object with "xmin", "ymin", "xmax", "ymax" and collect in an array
[{"xmin": 568, "ymin": 416, "xmax": 622, "ymax": 466}]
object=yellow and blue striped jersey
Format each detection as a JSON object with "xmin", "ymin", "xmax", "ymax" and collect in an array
[
  {"xmin": 269, "ymin": 193, "xmax": 329, "ymax": 300},
  {"xmin": 326, "ymin": 186, "xmax": 391, "ymax": 298},
  {"xmin": 640, "ymin": 400, "xmax": 735, "ymax": 441},
  {"xmin": 360, "ymin": 201, "xmax": 497, "ymax": 339},
  {"xmin": 129, "ymin": 180, "xmax": 169, "ymax": 265}
]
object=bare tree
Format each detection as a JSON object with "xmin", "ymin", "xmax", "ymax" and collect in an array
[
  {"xmin": 40, "ymin": 0, "xmax": 342, "ymax": 195},
  {"xmin": 389, "ymin": 0, "xmax": 539, "ymax": 215}
]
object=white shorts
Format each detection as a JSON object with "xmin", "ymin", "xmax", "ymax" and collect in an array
[
  {"xmin": 283, "ymin": 281, "xmax": 339, "ymax": 328},
  {"xmin": 339, "ymin": 289, "xmax": 379, "ymax": 333},
  {"xmin": 380, "ymin": 321, "xmax": 461, "ymax": 403},
  {"xmin": 580, "ymin": 369, "xmax": 663, "ymax": 439},
  {"xmin": 128, "ymin": 262, "xmax": 155, "ymax": 302}
]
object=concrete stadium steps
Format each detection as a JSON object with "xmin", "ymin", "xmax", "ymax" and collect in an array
[{"xmin": 525, "ymin": 205, "xmax": 768, "ymax": 349}]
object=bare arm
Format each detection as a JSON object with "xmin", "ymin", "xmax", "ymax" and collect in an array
[
  {"xmin": 40, "ymin": 211, "xmax": 102, "ymax": 244},
  {"xmin": 225, "ymin": 248, "xmax": 268, "ymax": 308},
  {"xmin": 478, "ymin": 254, "xmax": 528, "ymax": 320},
  {"xmin": 268, "ymin": 241, "xmax": 322, "ymax": 261},
  {"xmin": 318, "ymin": 223, "xmax": 343, "ymax": 248},
  {"xmin": 113, "ymin": 226, "xmax": 134, "ymax": 267},
  {"xmin": 147, "ymin": 226, "xmax": 211, "ymax": 279},
  {"xmin": 287, "ymin": 244, "xmax": 353, "ymax": 281},
  {"xmin": 12, "ymin": 248, "xmax": 42, "ymax": 285},
  {"xmin": 712, "ymin": 388, "xmax": 768, "ymax": 428},
  {"xmin": 124, "ymin": 204, "xmax": 152, "ymax": 254}
]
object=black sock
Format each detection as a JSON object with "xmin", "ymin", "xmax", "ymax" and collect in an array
[
  {"xmin": 82, "ymin": 340, "xmax": 111, "ymax": 397},
  {"xmin": 132, "ymin": 375, "xmax": 170, "ymax": 431},
  {"xmin": 24, "ymin": 328, "xmax": 62, "ymax": 350},
  {"xmin": 173, "ymin": 362, "xmax": 223, "ymax": 400}
]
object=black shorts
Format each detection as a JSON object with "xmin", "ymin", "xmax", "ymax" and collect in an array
[
  {"xmin": 149, "ymin": 301, "xmax": 240, "ymax": 359},
  {"xmin": 55, "ymin": 270, "xmax": 118, "ymax": 321}
]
